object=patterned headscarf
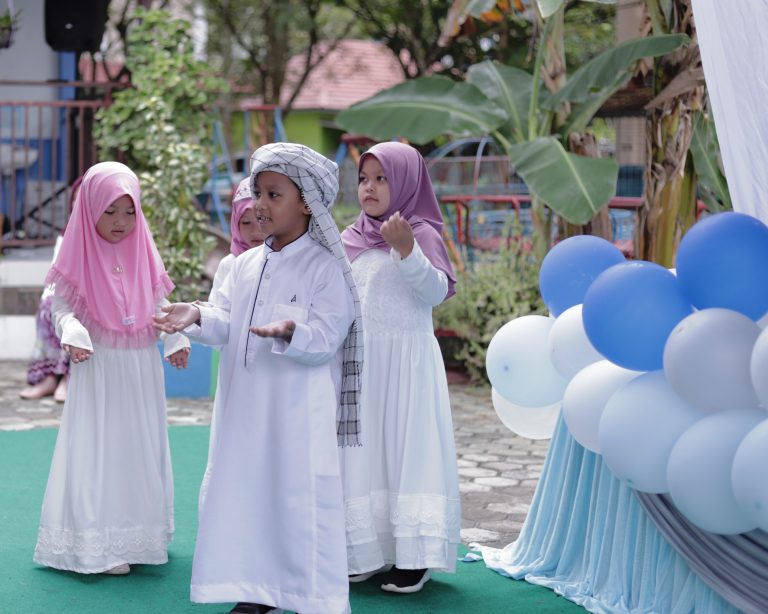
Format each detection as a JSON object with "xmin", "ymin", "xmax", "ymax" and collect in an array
[{"xmin": 250, "ymin": 142, "xmax": 363, "ymax": 447}]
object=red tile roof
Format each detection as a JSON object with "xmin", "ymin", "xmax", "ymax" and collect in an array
[{"xmin": 281, "ymin": 39, "xmax": 406, "ymax": 111}]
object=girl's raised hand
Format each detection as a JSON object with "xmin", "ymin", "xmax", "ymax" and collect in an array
[
  {"xmin": 380, "ymin": 211, "xmax": 414, "ymax": 258},
  {"xmin": 166, "ymin": 347, "xmax": 191, "ymax": 369},
  {"xmin": 153, "ymin": 303, "xmax": 201, "ymax": 333},
  {"xmin": 63, "ymin": 344, "xmax": 93, "ymax": 364},
  {"xmin": 250, "ymin": 319, "xmax": 296, "ymax": 342}
]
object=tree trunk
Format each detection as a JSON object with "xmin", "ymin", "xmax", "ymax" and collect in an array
[
  {"xmin": 637, "ymin": 98, "xmax": 699, "ymax": 265},
  {"xmin": 636, "ymin": 0, "xmax": 702, "ymax": 266}
]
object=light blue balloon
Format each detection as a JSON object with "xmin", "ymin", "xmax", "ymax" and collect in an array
[
  {"xmin": 486, "ymin": 315, "xmax": 568, "ymax": 408},
  {"xmin": 676, "ymin": 212, "xmax": 768, "ymax": 320},
  {"xmin": 539, "ymin": 236, "xmax": 625, "ymax": 317},
  {"xmin": 732, "ymin": 418, "xmax": 768, "ymax": 531},
  {"xmin": 667, "ymin": 409, "xmax": 765, "ymax": 535},
  {"xmin": 582, "ymin": 261, "xmax": 693, "ymax": 371},
  {"xmin": 598, "ymin": 371, "xmax": 702, "ymax": 494}
]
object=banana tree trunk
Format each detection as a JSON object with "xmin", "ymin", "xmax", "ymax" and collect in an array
[
  {"xmin": 637, "ymin": 104, "xmax": 698, "ymax": 265},
  {"xmin": 637, "ymin": 0, "xmax": 702, "ymax": 266}
]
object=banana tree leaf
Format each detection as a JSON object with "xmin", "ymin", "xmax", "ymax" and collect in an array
[
  {"xmin": 335, "ymin": 76, "xmax": 507, "ymax": 145},
  {"xmin": 466, "ymin": 61, "xmax": 533, "ymax": 143},
  {"xmin": 507, "ymin": 137, "xmax": 618, "ymax": 224},
  {"xmin": 538, "ymin": 0, "xmax": 616, "ymax": 19},
  {"xmin": 562, "ymin": 73, "xmax": 630, "ymax": 136},
  {"xmin": 690, "ymin": 111, "xmax": 732, "ymax": 212},
  {"xmin": 547, "ymin": 34, "xmax": 688, "ymax": 109}
]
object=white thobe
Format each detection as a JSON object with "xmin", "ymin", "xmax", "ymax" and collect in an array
[{"xmin": 187, "ymin": 233, "xmax": 354, "ymax": 614}]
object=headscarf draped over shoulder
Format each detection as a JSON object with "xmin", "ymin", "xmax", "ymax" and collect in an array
[{"xmin": 250, "ymin": 142, "xmax": 363, "ymax": 447}]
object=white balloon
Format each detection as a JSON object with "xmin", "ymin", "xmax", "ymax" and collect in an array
[
  {"xmin": 548, "ymin": 304, "xmax": 604, "ymax": 380},
  {"xmin": 486, "ymin": 315, "xmax": 568, "ymax": 408},
  {"xmin": 667, "ymin": 409, "xmax": 765, "ymax": 534},
  {"xmin": 561, "ymin": 360, "xmax": 642, "ymax": 453},
  {"xmin": 491, "ymin": 388, "xmax": 560, "ymax": 440},
  {"xmin": 664, "ymin": 308, "xmax": 761, "ymax": 412},
  {"xmin": 598, "ymin": 371, "xmax": 702, "ymax": 493},
  {"xmin": 758, "ymin": 311, "xmax": 768, "ymax": 329},
  {"xmin": 750, "ymin": 326, "xmax": 768, "ymax": 407},
  {"xmin": 732, "ymin": 418, "xmax": 768, "ymax": 531}
]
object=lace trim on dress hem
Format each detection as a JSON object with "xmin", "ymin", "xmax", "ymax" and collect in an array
[
  {"xmin": 35, "ymin": 524, "xmax": 173, "ymax": 557},
  {"xmin": 345, "ymin": 492, "xmax": 461, "ymax": 537}
]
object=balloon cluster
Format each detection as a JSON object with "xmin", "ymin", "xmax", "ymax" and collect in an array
[{"xmin": 485, "ymin": 212, "xmax": 768, "ymax": 535}]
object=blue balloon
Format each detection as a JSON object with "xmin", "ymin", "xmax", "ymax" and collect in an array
[
  {"xmin": 583, "ymin": 261, "xmax": 693, "ymax": 371},
  {"xmin": 539, "ymin": 236, "xmax": 625, "ymax": 317},
  {"xmin": 676, "ymin": 212, "xmax": 768, "ymax": 320}
]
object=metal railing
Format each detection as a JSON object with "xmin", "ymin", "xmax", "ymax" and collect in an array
[{"xmin": 0, "ymin": 81, "xmax": 118, "ymax": 247}]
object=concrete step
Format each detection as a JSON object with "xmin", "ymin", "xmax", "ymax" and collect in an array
[{"xmin": 0, "ymin": 256, "xmax": 51, "ymax": 357}]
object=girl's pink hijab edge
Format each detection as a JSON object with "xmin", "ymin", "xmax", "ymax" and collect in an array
[{"xmin": 230, "ymin": 177, "xmax": 257, "ymax": 256}]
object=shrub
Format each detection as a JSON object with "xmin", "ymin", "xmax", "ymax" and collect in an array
[
  {"xmin": 433, "ymin": 237, "xmax": 546, "ymax": 383},
  {"xmin": 94, "ymin": 7, "xmax": 227, "ymax": 301}
]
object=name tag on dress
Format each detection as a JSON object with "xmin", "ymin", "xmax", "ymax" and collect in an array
[{"xmin": 122, "ymin": 315, "xmax": 136, "ymax": 326}]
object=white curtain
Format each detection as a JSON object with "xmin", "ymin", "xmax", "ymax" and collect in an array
[{"xmin": 692, "ymin": 0, "xmax": 768, "ymax": 224}]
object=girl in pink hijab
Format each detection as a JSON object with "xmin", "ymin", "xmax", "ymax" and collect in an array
[
  {"xmin": 340, "ymin": 142, "xmax": 460, "ymax": 594},
  {"xmin": 208, "ymin": 177, "xmax": 267, "ymax": 302},
  {"xmin": 33, "ymin": 162, "xmax": 190, "ymax": 576}
]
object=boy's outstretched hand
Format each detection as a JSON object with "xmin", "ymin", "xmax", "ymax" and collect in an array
[
  {"xmin": 250, "ymin": 319, "xmax": 296, "ymax": 342},
  {"xmin": 166, "ymin": 347, "xmax": 191, "ymax": 369},
  {"xmin": 381, "ymin": 211, "xmax": 414, "ymax": 258},
  {"xmin": 153, "ymin": 303, "xmax": 201, "ymax": 333},
  {"xmin": 63, "ymin": 344, "xmax": 93, "ymax": 364}
]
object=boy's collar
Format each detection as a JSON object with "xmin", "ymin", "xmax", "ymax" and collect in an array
[{"xmin": 264, "ymin": 232, "xmax": 312, "ymax": 256}]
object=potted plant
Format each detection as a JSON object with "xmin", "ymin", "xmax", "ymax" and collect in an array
[{"xmin": 0, "ymin": 6, "xmax": 19, "ymax": 49}]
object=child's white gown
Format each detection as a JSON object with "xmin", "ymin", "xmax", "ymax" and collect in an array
[
  {"xmin": 341, "ymin": 241, "xmax": 461, "ymax": 573},
  {"xmin": 33, "ymin": 296, "xmax": 187, "ymax": 573}
]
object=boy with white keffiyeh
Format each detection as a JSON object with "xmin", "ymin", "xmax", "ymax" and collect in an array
[{"xmin": 154, "ymin": 143, "xmax": 362, "ymax": 614}]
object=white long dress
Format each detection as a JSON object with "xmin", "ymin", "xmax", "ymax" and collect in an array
[
  {"xmin": 196, "ymin": 251, "xmax": 235, "ymax": 508},
  {"xmin": 33, "ymin": 296, "xmax": 189, "ymax": 573},
  {"xmin": 341, "ymin": 241, "xmax": 461, "ymax": 574},
  {"xmin": 187, "ymin": 234, "xmax": 354, "ymax": 614}
]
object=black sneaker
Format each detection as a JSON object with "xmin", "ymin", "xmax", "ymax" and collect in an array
[
  {"xmin": 230, "ymin": 604, "xmax": 280, "ymax": 614},
  {"xmin": 380, "ymin": 567, "xmax": 431, "ymax": 593},
  {"xmin": 349, "ymin": 564, "xmax": 393, "ymax": 583}
]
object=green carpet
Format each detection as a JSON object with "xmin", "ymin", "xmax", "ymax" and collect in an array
[{"xmin": 0, "ymin": 427, "xmax": 582, "ymax": 614}]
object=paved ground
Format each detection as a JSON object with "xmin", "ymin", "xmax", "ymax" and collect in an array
[{"xmin": 0, "ymin": 360, "xmax": 550, "ymax": 549}]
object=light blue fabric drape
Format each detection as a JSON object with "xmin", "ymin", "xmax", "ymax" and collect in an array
[{"xmin": 477, "ymin": 416, "xmax": 744, "ymax": 613}]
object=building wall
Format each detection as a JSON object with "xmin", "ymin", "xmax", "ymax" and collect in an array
[{"xmin": 283, "ymin": 111, "xmax": 338, "ymax": 156}]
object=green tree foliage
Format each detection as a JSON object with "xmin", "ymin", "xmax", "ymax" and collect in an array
[{"xmin": 94, "ymin": 7, "xmax": 227, "ymax": 300}]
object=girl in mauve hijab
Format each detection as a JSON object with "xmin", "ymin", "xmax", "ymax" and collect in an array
[
  {"xmin": 33, "ymin": 162, "xmax": 190, "ymax": 576},
  {"xmin": 340, "ymin": 142, "xmax": 460, "ymax": 594}
]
